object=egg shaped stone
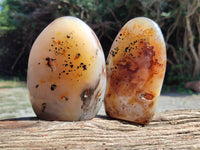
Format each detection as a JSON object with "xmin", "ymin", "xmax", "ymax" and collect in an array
[
  {"xmin": 27, "ymin": 16, "xmax": 106, "ymax": 121},
  {"xmin": 104, "ymin": 17, "xmax": 166, "ymax": 125}
]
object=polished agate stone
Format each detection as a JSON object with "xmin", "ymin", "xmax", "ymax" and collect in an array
[
  {"xmin": 104, "ymin": 17, "xmax": 166, "ymax": 125},
  {"xmin": 27, "ymin": 16, "xmax": 106, "ymax": 121}
]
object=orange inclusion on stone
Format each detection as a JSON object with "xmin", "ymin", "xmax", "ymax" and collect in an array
[
  {"xmin": 39, "ymin": 79, "xmax": 45, "ymax": 84},
  {"xmin": 75, "ymin": 73, "xmax": 80, "ymax": 78},
  {"xmin": 60, "ymin": 95, "xmax": 65, "ymax": 100},
  {"xmin": 62, "ymin": 50, "xmax": 66, "ymax": 57}
]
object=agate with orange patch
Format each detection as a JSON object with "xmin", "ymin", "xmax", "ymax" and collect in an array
[
  {"xmin": 27, "ymin": 16, "xmax": 106, "ymax": 121},
  {"xmin": 104, "ymin": 17, "xmax": 166, "ymax": 125}
]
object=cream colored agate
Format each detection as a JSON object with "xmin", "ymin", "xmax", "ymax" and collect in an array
[
  {"xmin": 27, "ymin": 16, "xmax": 106, "ymax": 121},
  {"xmin": 104, "ymin": 17, "xmax": 166, "ymax": 125}
]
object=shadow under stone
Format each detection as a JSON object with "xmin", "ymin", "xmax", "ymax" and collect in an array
[{"xmin": 0, "ymin": 116, "xmax": 38, "ymax": 121}]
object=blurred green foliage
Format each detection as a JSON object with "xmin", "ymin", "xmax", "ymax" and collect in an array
[{"xmin": 0, "ymin": 0, "xmax": 199, "ymax": 92}]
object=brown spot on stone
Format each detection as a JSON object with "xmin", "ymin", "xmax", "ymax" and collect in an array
[
  {"xmin": 143, "ymin": 93, "xmax": 154, "ymax": 100},
  {"xmin": 60, "ymin": 95, "xmax": 69, "ymax": 101},
  {"xmin": 45, "ymin": 57, "xmax": 56, "ymax": 72},
  {"xmin": 42, "ymin": 103, "xmax": 46, "ymax": 112},
  {"xmin": 148, "ymin": 101, "xmax": 154, "ymax": 108},
  {"xmin": 50, "ymin": 84, "xmax": 57, "ymax": 91},
  {"xmin": 39, "ymin": 80, "xmax": 45, "ymax": 84},
  {"xmin": 106, "ymin": 93, "xmax": 111, "ymax": 98},
  {"xmin": 74, "ymin": 53, "xmax": 81, "ymax": 60}
]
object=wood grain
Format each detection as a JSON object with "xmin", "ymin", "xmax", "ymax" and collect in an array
[{"xmin": 0, "ymin": 109, "xmax": 200, "ymax": 149}]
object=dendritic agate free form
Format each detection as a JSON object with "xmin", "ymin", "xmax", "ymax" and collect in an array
[
  {"xmin": 27, "ymin": 16, "xmax": 106, "ymax": 121},
  {"xmin": 104, "ymin": 17, "xmax": 166, "ymax": 125}
]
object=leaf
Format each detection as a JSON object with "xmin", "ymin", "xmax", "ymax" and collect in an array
[{"xmin": 161, "ymin": 12, "xmax": 171, "ymax": 17}]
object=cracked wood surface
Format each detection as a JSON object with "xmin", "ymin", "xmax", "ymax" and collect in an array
[{"xmin": 0, "ymin": 109, "xmax": 200, "ymax": 149}]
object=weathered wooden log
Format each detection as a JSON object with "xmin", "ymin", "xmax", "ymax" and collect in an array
[
  {"xmin": 0, "ymin": 109, "xmax": 200, "ymax": 149},
  {"xmin": 185, "ymin": 80, "xmax": 200, "ymax": 92}
]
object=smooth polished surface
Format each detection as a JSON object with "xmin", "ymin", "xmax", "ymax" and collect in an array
[
  {"xmin": 105, "ymin": 17, "xmax": 167, "ymax": 124},
  {"xmin": 27, "ymin": 16, "xmax": 106, "ymax": 121}
]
